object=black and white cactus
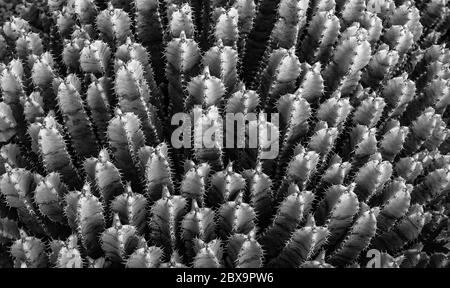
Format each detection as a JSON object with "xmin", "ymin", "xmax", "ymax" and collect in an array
[{"xmin": 0, "ymin": 0, "xmax": 449, "ymax": 268}]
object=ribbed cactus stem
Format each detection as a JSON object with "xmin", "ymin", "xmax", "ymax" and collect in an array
[
  {"xmin": 38, "ymin": 114, "xmax": 81, "ymax": 189},
  {"xmin": 0, "ymin": 0, "xmax": 449, "ymax": 269}
]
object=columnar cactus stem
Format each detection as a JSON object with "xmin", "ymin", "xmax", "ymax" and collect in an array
[
  {"xmin": 0, "ymin": 166, "xmax": 47, "ymax": 236},
  {"xmin": 373, "ymin": 204, "xmax": 431, "ymax": 252},
  {"xmin": 377, "ymin": 178, "xmax": 411, "ymax": 232},
  {"xmin": 206, "ymin": 163, "xmax": 245, "ymax": 208},
  {"xmin": 181, "ymin": 161, "xmax": 210, "ymax": 204},
  {"xmin": 134, "ymin": 0, "xmax": 164, "ymax": 82},
  {"xmin": 126, "ymin": 245, "xmax": 164, "ymax": 268},
  {"xmin": 259, "ymin": 189, "xmax": 306, "ymax": 261},
  {"xmin": 226, "ymin": 229, "xmax": 263, "ymax": 268},
  {"xmin": 114, "ymin": 60, "xmax": 159, "ymax": 143},
  {"xmin": 10, "ymin": 230, "xmax": 48, "ymax": 268},
  {"xmin": 181, "ymin": 199, "xmax": 216, "ymax": 263},
  {"xmin": 97, "ymin": 5, "xmax": 131, "ymax": 45},
  {"xmin": 300, "ymin": 10, "xmax": 340, "ymax": 64},
  {"xmin": 203, "ymin": 41, "xmax": 239, "ymax": 95},
  {"xmin": 323, "ymin": 23, "xmax": 371, "ymax": 94},
  {"xmin": 329, "ymin": 207, "xmax": 378, "ymax": 266},
  {"xmin": 111, "ymin": 183, "xmax": 147, "ymax": 235},
  {"xmin": 0, "ymin": 0, "xmax": 449, "ymax": 269},
  {"xmin": 185, "ymin": 66, "xmax": 226, "ymax": 110},
  {"xmin": 54, "ymin": 235, "xmax": 84, "ymax": 268},
  {"xmin": 270, "ymin": 0, "xmax": 309, "ymax": 49},
  {"xmin": 145, "ymin": 143, "xmax": 174, "ymax": 202},
  {"xmin": 38, "ymin": 114, "xmax": 82, "ymax": 189},
  {"xmin": 268, "ymin": 215, "xmax": 328, "ymax": 267},
  {"xmin": 80, "ymin": 40, "xmax": 111, "ymax": 74},
  {"xmin": 57, "ymin": 77, "xmax": 99, "ymax": 159},
  {"xmin": 34, "ymin": 172, "xmax": 68, "ymax": 225},
  {"xmin": 258, "ymin": 47, "xmax": 301, "ymax": 111},
  {"xmin": 165, "ymin": 31, "xmax": 201, "ymax": 113},
  {"xmin": 107, "ymin": 109, "xmax": 146, "ymax": 189},
  {"xmin": 100, "ymin": 214, "xmax": 141, "ymax": 264},
  {"xmin": 149, "ymin": 186, "xmax": 186, "ymax": 257},
  {"xmin": 73, "ymin": 183, "xmax": 105, "ymax": 258}
]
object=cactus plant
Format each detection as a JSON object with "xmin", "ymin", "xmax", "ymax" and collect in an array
[{"xmin": 0, "ymin": 0, "xmax": 449, "ymax": 269}]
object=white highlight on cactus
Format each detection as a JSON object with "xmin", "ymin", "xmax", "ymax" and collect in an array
[{"xmin": 171, "ymin": 105, "xmax": 279, "ymax": 159}]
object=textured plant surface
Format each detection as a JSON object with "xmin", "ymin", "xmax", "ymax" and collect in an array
[{"xmin": 0, "ymin": 0, "xmax": 450, "ymax": 268}]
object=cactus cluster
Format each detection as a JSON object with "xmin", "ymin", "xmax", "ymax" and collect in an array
[{"xmin": 0, "ymin": 0, "xmax": 450, "ymax": 268}]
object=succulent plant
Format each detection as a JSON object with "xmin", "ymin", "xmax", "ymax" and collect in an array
[{"xmin": 0, "ymin": 0, "xmax": 449, "ymax": 268}]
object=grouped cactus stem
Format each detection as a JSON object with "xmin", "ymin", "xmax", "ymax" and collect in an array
[
  {"xmin": 97, "ymin": 4, "xmax": 132, "ymax": 46},
  {"xmin": 192, "ymin": 105, "xmax": 224, "ymax": 171},
  {"xmin": 114, "ymin": 59, "xmax": 160, "ymax": 144},
  {"xmin": 85, "ymin": 149, "xmax": 125, "ymax": 217},
  {"xmin": 233, "ymin": 0, "xmax": 256, "ymax": 63},
  {"xmin": 181, "ymin": 161, "xmax": 210, "ymax": 204},
  {"xmin": 329, "ymin": 206, "xmax": 378, "ymax": 266},
  {"xmin": 242, "ymin": 163, "xmax": 273, "ymax": 231},
  {"xmin": 300, "ymin": 10, "xmax": 340, "ymax": 64},
  {"xmin": 206, "ymin": 162, "xmax": 245, "ymax": 208},
  {"xmin": 275, "ymin": 146, "xmax": 320, "ymax": 202},
  {"xmin": 323, "ymin": 23, "xmax": 371, "ymax": 95},
  {"xmin": 111, "ymin": 183, "xmax": 147, "ymax": 235},
  {"xmin": 38, "ymin": 114, "xmax": 82, "ymax": 189},
  {"xmin": 192, "ymin": 238, "xmax": 223, "ymax": 268},
  {"xmin": 134, "ymin": 0, "xmax": 165, "ymax": 83},
  {"xmin": 258, "ymin": 47, "xmax": 301, "ymax": 112},
  {"xmin": 181, "ymin": 199, "xmax": 216, "ymax": 264},
  {"xmin": 372, "ymin": 204, "xmax": 431, "ymax": 253},
  {"xmin": 268, "ymin": 215, "xmax": 328, "ymax": 268},
  {"xmin": 185, "ymin": 66, "xmax": 226, "ymax": 110},
  {"xmin": 259, "ymin": 187, "xmax": 308, "ymax": 262},
  {"xmin": 107, "ymin": 109, "xmax": 146, "ymax": 190},
  {"xmin": 270, "ymin": 0, "xmax": 309, "ymax": 50},
  {"xmin": 10, "ymin": 230, "xmax": 48, "ymax": 268},
  {"xmin": 149, "ymin": 186, "xmax": 186, "ymax": 258},
  {"xmin": 66, "ymin": 183, "xmax": 105, "ymax": 258},
  {"xmin": 101, "ymin": 214, "xmax": 143, "ymax": 265},
  {"xmin": 126, "ymin": 245, "xmax": 164, "ymax": 268},
  {"xmin": 144, "ymin": 142, "xmax": 174, "ymax": 202},
  {"xmin": 226, "ymin": 230, "xmax": 263, "ymax": 268},
  {"xmin": 203, "ymin": 40, "xmax": 239, "ymax": 96},
  {"xmin": 277, "ymin": 92, "xmax": 311, "ymax": 162},
  {"xmin": 54, "ymin": 234, "xmax": 84, "ymax": 268},
  {"xmin": 80, "ymin": 39, "xmax": 111, "ymax": 75},
  {"xmin": 376, "ymin": 178, "xmax": 412, "ymax": 232},
  {"xmin": 216, "ymin": 192, "xmax": 256, "ymax": 239},
  {"xmin": 34, "ymin": 172, "xmax": 68, "ymax": 225},
  {"xmin": 0, "ymin": 0, "xmax": 449, "ymax": 269},
  {"xmin": 0, "ymin": 165, "xmax": 47, "ymax": 236},
  {"xmin": 165, "ymin": 31, "xmax": 201, "ymax": 114},
  {"xmin": 57, "ymin": 77, "xmax": 99, "ymax": 159}
]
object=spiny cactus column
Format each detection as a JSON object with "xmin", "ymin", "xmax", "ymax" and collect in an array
[{"xmin": 0, "ymin": 0, "xmax": 449, "ymax": 268}]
